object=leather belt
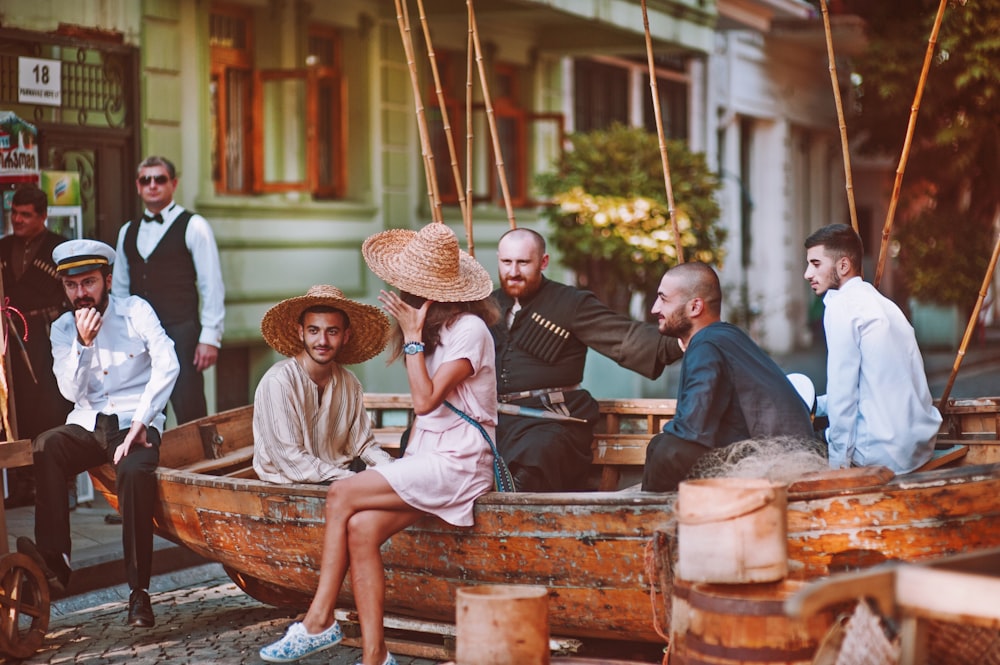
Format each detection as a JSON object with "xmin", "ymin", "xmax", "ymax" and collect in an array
[{"xmin": 497, "ymin": 384, "xmax": 581, "ymax": 404}]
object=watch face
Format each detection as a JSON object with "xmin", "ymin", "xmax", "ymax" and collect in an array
[{"xmin": 403, "ymin": 342, "xmax": 424, "ymax": 355}]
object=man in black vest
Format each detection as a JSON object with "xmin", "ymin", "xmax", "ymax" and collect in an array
[
  {"xmin": 491, "ymin": 228, "xmax": 683, "ymax": 492},
  {"xmin": 0, "ymin": 185, "xmax": 72, "ymax": 447},
  {"xmin": 112, "ymin": 156, "xmax": 225, "ymax": 424}
]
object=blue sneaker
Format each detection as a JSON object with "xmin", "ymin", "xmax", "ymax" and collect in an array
[
  {"xmin": 353, "ymin": 654, "xmax": 398, "ymax": 665},
  {"xmin": 260, "ymin": 620, "xmax": 342, "ymax": 663}
]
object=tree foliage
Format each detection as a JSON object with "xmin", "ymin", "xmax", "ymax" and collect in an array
[
  {"xmin": 844, "ymin": 0, "xmax": 1000, "ymax": 310},
  {"xmin": 536, "ymin": 124, "xmax": 725, "ymax": 314}
]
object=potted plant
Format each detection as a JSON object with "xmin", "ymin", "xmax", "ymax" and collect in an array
[{"xmin": 536, "ymin": 124, "xmax": 725, "ymax": 316}]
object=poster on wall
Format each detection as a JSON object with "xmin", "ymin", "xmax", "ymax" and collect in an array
[{"xmin": 0, "ymin": 111, "xmax": 39, "ymax": 180}]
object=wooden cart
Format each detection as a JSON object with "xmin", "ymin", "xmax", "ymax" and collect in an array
[
  {"xmin": 0, "ymin": 439, "xmax": 50, "ymax": 659},
  {"xmin": 0, "ymin": 268, "xmax": 51, "ymax": 658}
]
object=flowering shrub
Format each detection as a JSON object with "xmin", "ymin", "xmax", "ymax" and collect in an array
[{"xmin": 537, "ymin": 124, "xmax": 725, "ymax": 314}]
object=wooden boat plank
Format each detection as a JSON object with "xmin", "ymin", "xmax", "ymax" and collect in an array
[
  {"xmin": 180, "ymin": 447, "xmax": 254, "ymax": 474},
  {"xmin": 160, "ymin": 405, "xmax": 254, "ymax": 468},
  {"xmin": 787, "ymin": 466, "xmax": 894, "ymax": 494}
]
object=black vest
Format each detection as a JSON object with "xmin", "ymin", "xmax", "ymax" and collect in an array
[{"xmin": 123, "ymin": 210, "xmax": 198, "ymax": 326}]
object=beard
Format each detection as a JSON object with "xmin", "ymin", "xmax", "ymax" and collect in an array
[
  {"xmin": 814, "ymin": 267, "xmax": 841, "ymax": 296},
  {"xmin": 658, "ymin": 309, "xmax": 693, "ymax": 340},
  {"xmin": 74, "ymin": 285, "xmax": 110, "ymax": 313},
  {"xmin": 501, "ymin": 273, "xmax": 541, "ymax": 300}
]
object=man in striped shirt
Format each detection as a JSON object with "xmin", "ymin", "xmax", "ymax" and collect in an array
[{"xmin": 253, "ymin": 285, "xmax": 394, "ymax": 484}]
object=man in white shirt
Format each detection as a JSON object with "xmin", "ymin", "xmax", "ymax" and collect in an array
[
  {"xmin": 254, "ymin": 285, "xmax": 394, "ymax": 484},
  {"xmin": 17, "ymin": 239, "xmax": 179, "ymax": 628},
  {"xmin": 112, "ymin": 156, "xmax": 225, "ymax": 424},
  {"xmin": 804, "ymin": 224, "xmax": 942, "ymax": 473}
]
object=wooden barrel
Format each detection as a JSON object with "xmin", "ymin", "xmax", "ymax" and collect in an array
[
  {"xmin": 670, "ymin": 579, "xmax": 836, "ymax": 665},
  {"xmin": 455, "ymin": 585, "xmax": 550, "ymax": 665}
]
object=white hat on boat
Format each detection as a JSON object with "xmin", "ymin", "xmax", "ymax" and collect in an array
[
  {"xmin": 362, "ymin": 223, "xmax": 493, "ymax": 303},
  {"xmin": 260, "ymin": 285, "xmax": 391, "ymax": 364}
]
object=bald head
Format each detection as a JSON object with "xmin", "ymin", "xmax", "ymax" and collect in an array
[
  {"xmin": 651, "ymin": 262, "xmax": 722, "ymax": 343},
  {"xmin": 666, "ymin": 262, "xmax": 722, "ymax": 314},
  {"xmin": 498, "ymin": 228, "xmax": 549, "ymax": 300}
]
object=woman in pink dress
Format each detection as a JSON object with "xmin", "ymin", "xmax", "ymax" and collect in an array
[{"xmin": 260, "ymin": 222, "xmax": 499, "ymax": 665}]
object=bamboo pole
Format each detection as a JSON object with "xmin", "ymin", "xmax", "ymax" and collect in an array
[
  {"xmin": 641, "ymin": 0, "xmax": 683, "ymax": 264},
  {"xmin": 820, "ymin": 0, "xmax": 859, "ymax": 233},
  {"xmin": 394, "ymin": 0, "xmax": 443, "ymax": 223},
  {"xmin": 874, "ymin": 0, "xmax": 948, "ymax": 287},
  {"xmin": 416, "ymin": 0, "xmax": 472, "ymax": 244},
  {"xmin": 468, "ymin": 0, "xmax": 517, "ymax": 229},
  {"xmin": 938, "ymin": 221, "xmax": 1000, "ymax": 405},
  {"xmin": 466, "ymin": 4, "xmax": 475, "ymax": 236}
]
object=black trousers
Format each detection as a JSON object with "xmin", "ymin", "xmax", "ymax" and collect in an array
[
  {"xmin": 164, "ymin": 320, "xmax": 207, "ymax": 425},
  {"xmin": 32, "ymin": 414, "xmax": 160, "ymax": 591},
  {"xmin": 641, "ymin": 432, "xmax": 711, "ymax": 493}
]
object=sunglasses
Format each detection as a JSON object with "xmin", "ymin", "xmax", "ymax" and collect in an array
[{"xmin": 137, "ymin": 175, "xmax": 170, "ymax": 186}]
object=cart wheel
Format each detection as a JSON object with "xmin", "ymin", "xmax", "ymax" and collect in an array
[{"xmin": 0, "ymin": 552, "xmax": 50, "ymax": 659}]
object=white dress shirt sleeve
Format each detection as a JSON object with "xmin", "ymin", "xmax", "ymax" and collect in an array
[
  {"xmin": 111, "ymin": 223, "xmax": 133, "ymax": 298},
  {"xmin": 128, "ymin": 297, "xmax": 181, "ymax": 427},
  {"xmin": 50, "ymin": 312, "xmax": 97, "ymax": 405},
  {"xmin": 185, "ymin": 214, "xmax": 226, "ymax": 347}
]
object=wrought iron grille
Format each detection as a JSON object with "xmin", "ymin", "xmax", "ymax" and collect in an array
[{"xmin": 0, "ymin": 31, "xmax": 133, "ymax": 129}]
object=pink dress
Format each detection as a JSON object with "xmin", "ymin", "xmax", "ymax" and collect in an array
[{"xmin": 373, "ymin": 313, "xmax": 496, "ymax": 526}]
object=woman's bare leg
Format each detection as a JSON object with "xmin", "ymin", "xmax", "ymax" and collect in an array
[
  {"xmin": 301, "ymin": 470, "xmax": 411, "ymax": 633},
  {"xmin": 349, "ymin": 509, "xmax": 423, "ymax": 665}
]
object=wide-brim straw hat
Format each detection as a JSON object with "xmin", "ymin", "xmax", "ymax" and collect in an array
[
  {"xmin": 260, "ymin": 285, "xmax": 391, "ymax": 364},
  {"xmin": 362, "ymin": 223, "xmax": 493, "ymax": 302}
]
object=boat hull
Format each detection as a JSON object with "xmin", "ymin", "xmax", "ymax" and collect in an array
[
  {"xmin": 87, "ymin": 400, "xmax": 1000, "ymax": 647},
  {"xmin": 89, "ymin": 466, "xmax": 674, "ymax": 642}
]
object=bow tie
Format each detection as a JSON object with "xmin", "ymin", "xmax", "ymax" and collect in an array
[{"xmin": 142, "ymin": 213, "xmax": 164, "ymax": 224}]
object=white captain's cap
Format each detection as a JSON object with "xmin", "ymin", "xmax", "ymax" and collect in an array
[{"xmin": 52, "ymin": 239, "xmax": 116, "ymax": 276}]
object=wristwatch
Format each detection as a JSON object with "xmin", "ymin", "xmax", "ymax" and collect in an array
[{"xmin": 403, "ymin": 341, "xmax": 425, "ymax": 355}]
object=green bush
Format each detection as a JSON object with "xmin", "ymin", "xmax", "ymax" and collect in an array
[{"xmin": 536, "ymin": 124, "xmax": 725, "ymax": 313}]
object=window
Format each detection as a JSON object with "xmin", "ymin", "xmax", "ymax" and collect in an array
[
  {"xmin": 642, "ymin": 55, "xmax": 689, "ymax": 141},
  {"xmin": 573, "ymin": 60, "xmax": 629, "ymax": 132},
  {"xmin": 427, "ymin": 51, "xmax": 562, "ymax": 208},
  {"xmin": 209, "ymin": 7, "xmax": 347, "ymax": 198},
  {"xmin": 574, "ymin": 56, "xmax": 689, "ymax": 140},
  {"xmin": 210, "ymin": 5, "xmax": 253, "ymax": 193}
]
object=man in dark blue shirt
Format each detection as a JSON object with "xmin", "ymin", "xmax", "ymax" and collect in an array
[{"xmin": 641, "ymin": 262, "xmax": 815, "ymax": 492}]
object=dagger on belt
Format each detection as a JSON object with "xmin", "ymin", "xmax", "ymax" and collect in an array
[{"xmin": 497, "ymin": 403, "xmax": 587, "ymax": 423}]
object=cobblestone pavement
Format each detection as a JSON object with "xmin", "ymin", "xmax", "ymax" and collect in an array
[{"xmin": 18, "ymin": 564, "xmax": 442, "ymax": 665}]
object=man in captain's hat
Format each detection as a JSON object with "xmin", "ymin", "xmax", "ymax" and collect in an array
[
  {"xmin": 16, "ymin": 239, "xmax": 179, "ymax": 628},
  {"xmin": 254, "ymin": 285, "xmax": 395, "ymax": 484}
]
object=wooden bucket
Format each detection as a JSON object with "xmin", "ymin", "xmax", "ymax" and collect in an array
[
  {"xmin": 455, "ymin": 585, "xmax": 550, "ymax": 665},
  {"xmin": 676, "ymin": 478, "xmax": 787, "ymax": 583},
  {"xmin": 670, "ymin": 579, "xmax": 836, "ymax": 665}
]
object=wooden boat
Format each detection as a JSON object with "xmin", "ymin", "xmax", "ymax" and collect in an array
[{"xmin": 85, "ymin": 394, "xmax": 1000, "ymax": 657}]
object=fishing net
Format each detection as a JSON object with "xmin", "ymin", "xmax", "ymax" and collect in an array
[{"xmin": 688, "ymin": 435, "xmax": 830, "ymax": 483}]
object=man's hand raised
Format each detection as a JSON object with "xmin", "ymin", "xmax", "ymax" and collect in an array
[{"xmin": 75, "ymin": 308, "xmax": 103, "ymax": 347}]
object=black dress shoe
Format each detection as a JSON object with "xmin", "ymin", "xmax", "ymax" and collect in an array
[
  {"xmin": 16, "ymin": 537, "xmax": 71, "ymax": 594},
  {"xmin": 127, "ymin": 589, "xmax": 155, "ymax": 627}
]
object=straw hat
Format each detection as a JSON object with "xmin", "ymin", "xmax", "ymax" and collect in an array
[
  {"xmin": 362, "ymin": 223, "xmax": 493, "ymax": 302},
  {"xmin": 260, "ymin": 285, "xmax": 391, "ymax": 364}
]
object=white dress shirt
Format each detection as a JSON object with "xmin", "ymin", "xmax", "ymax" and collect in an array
[
  {"xmin": 816, "ymin": 276, "xmax": 942, "ymax": 473},
  {"xmin": 51, "ymin": 294, "xmax": 180, "ymax": 433},
  {"xmin": 112, "ymin": 202, "xmax": 225, "ymax": 347}
]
